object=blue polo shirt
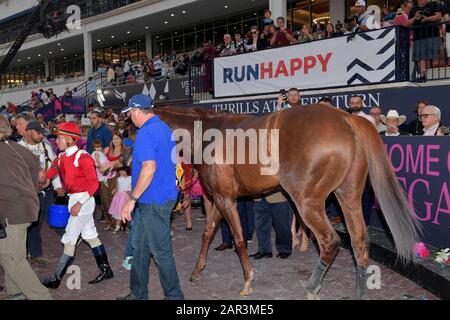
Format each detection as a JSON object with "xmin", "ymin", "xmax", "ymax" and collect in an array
[
  {"xmin": 87, "ymin": 123, "xmax": 112, "ymax": 154},
  {"xmin": 132, "ymin": 115, "xmax": 178, "ymax": 205}
]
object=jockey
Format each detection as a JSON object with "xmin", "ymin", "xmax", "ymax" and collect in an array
[{"xmin": 41, "ymin": 122, "xmax": 113, "ymax": 288}]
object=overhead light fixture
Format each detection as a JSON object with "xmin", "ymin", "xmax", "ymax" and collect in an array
[
  {"xmin": 27, "ymin": 57, "xmax": 31, "ymax": 59},
  {"xmin": 224, "ymin": 5, "xmax": 228, "ymax": 8},
  {"xmin": 61, "ymin": 48, "xmax": 64, "ymax": 51},
  {"xmin": 182, "ymin": 10, "xmax": 186, "ymax": 14},
  {"xmin": 145, "ymin": 26, "xmax": 149, "ymax": 29},
  {"xmin": 111, "ymin": 35, "xmax": 115, "ymax": 38},
  {"xmin": 97, "ymin": 39, "xmax": 101, "ymax": 42},
  {"xmin": 164, "ymin": 21, "xmax": 168, "ymax": 24},
  {"xmin": 127, "ymin": 31, "xmax": 131, "ymax": 34},
  {"xmin": 18, "ymin": 59, "xmax": 21, "ymax": 62},
  {"xmin": 38, "ymin": 54, "xmax": 41, "ymax": 57},
  {"xmin": 171, "ymin": 13, "xmax": 175, "ymax": 17},
  {"xmin": 49, "ymin": 51, "xmax": 53, "ymax": 54},
  {"xmin": 57, "ymin": 43, "xmax": 61, "ymax": 46}
]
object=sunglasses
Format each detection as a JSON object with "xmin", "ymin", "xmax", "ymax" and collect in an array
[{"xmin": 420, "ymin": 114, "xmax": 437, "ymax": 119}]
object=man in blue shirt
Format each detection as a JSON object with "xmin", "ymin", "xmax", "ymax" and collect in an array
[
  {"xmin": 86, "ymin": 111, "xmax": 112, "ymax": 154},
  {"xmin": 117, "ymin": 95, "xmax": 183, "ymax": 300}
]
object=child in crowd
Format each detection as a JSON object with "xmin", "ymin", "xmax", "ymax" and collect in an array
[
  {"xmin": 91, "ymin": 139, "xmax": 116, "ymax": 181},
  {"xmin": 108, "ymin": 167, "xmax": 132, "ymax": 233}
]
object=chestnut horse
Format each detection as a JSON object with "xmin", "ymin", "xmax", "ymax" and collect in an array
[{"xmin": 153, "ymin": 104, "xmax": 420, "ymax": 300}]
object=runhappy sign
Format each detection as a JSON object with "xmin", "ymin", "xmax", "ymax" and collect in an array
[{"xmin": 213, "ymin": 27, "xmax": 398, "ymax": 98}]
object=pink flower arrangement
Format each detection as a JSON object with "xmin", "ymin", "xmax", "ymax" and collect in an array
[{"xmin": 415, "ymin": 242, "xmax": 430, "ymax": 258}]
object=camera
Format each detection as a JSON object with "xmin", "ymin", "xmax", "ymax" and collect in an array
[
  {"xmin": 0, "ymin": 217, "xmax": 7, "ymax": 239},
  {"xmin": 441, "ymin": 126, "xmax": 450, "ymax": 135},
  {"xmin": 280, "ymin": 89, "xmax": 287, "ymax": 101}
]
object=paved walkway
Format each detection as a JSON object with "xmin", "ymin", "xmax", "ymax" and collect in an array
[{"xmin": 0, "ymin": 207, "xmax": 438, "ymax": 300}]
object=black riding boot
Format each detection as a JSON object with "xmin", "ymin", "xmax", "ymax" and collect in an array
[
  {"xmin": 89, "ymin": 244, "xmax": 113, "ymax": 284},
  {"xmin": 42, "ymin": 254, "xmax": 74, "ymax": 289}
]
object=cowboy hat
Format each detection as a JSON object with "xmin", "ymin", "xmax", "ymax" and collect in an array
[{"xmin": 380, "ymin": 110, "xmax": 407, "ymax": 126}]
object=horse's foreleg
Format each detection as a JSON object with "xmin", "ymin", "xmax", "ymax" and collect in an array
[
  {"xmin": 299, "ymin": 220, "xmax": 309, "ymax": 252},
  {"xmin": 227, "ymin": 212, "xmax": 254, "ymax": 297},
  {"xmin": 190, "ymin": 204, "xmax": 222, "ymax": 283}
]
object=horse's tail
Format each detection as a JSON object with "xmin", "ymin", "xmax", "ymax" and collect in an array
[{"xmin": 345, "ymin": 116, "xmax": 421, "ymax": 263}]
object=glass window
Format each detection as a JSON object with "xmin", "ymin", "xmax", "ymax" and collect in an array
[
  {"xmin": 195, "ymin": 30, "xmax": 205, "ymax": 47},
  {"xmin": 311, "ymin": 0, "xmax": 330, "ymax": 26},
  {"xmin": 153, "ymin": 41, "xmax": 162, "ymax": 57},
  {"xmin": 184, "ymin": 33, "xmax": 196, "ymax": 52},
  {"xmin": 214, "ymin": 25, "xmax": 228, "ymax": 44},
  {"xmin": 173, "ymin": 35, "xmax": 184, "ymax": 53},
  {"xmin": 104, "ymin": 48, "xmax": 112, "ymax": 64},
  {"xmin": 289, "ymin": 0, "xmax": 311, "ymax": 30},
  {"xmin": 162, "ymin": 38, "xmax": 172, "ymax": 55},
  {"xmin": 129, "ymin": 47, "xmax": 139, "ymax": 64},
  {"xmin": 205, "ymin": 29, "xmax": 214, "ymax": 43}
]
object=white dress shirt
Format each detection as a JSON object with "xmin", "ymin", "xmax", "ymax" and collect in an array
[{"xmin": 423, "ymin": 123, "xmax": 440, "ymax": 136}]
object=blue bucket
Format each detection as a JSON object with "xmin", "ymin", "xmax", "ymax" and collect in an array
[{"xmin": 48, "ymin": 205, "xmax": 70, "ymax": 228}]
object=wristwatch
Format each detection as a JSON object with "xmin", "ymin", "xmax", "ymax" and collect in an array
[{"xmin": 129, "ymin": 194, "xmax": 139, "ymax": 202}]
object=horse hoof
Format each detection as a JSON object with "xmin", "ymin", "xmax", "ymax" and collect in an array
[
  {"xmin": 307, "ymin": 292, "xmax": 320, "ymax": 300},
  {"xmin": 239, "ymin": 288, "xmax": 253, "ymax": 297},
  {"xmin": 189, "ymin": 275, "xmax": 200, "ymax": 283}
]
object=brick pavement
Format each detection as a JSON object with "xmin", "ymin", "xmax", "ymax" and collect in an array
[{"xmin": 0, "ymin": 207, "xmax": 438, "ymax": 300}]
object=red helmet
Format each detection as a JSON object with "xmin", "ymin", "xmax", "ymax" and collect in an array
[{"xmin": 55, "ymin": 122, "xmax": 81, "ymax": 141}]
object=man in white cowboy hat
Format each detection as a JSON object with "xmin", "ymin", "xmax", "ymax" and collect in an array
[{"xmin": 380, "ymin": 110, "xmax": 411, "ymax": 136}]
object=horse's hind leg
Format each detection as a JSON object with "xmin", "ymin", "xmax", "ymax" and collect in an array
[
  {"xmin": 190, "ymin": 204, "xmax": 222, "ymax": 283},
  {"xmin": 284, "ymin": 188, "xmax": 341, "ymax": 300},
  {"xmin": 334, "ymin": 160, "xmax": 370, "ymax": 299}
]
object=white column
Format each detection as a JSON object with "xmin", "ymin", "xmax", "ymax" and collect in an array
[
  {"xmin": 145, "ymin": 32, "xmax": 152, "ymax": 59},
  {"xmin": 330, "ymin": 0, "xmax": 346, "ymax": 26},
  {"xmin": 269, "ymin": 0, "xmax": 287, "ymax": 21},
  {"xmin": 83, "ymin": 28, "xmax": 93, "ymax": 80}
]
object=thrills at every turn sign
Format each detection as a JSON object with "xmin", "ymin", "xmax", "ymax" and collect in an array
[{"xmin": 214, "ymin": 28, "xmax": 398, "ymax": 98}]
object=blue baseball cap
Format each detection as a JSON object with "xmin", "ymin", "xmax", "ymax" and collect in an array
[{"xmin": 121, "ymin": 94, "xmax": 153, "ymax": 113}]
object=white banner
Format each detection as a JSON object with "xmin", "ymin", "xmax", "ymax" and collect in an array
[{"xmin": 213, "ymin": 28, "xmax": 397, "ymax": 98}]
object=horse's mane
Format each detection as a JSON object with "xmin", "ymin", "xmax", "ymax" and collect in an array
[{"xmin": 155, "ymin": 105, "xmax": 257, "ymax": 120}]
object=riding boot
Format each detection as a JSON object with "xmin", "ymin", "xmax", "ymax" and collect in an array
[
  {"xmin": 42, "ymin": 254, "xmax": 74, "ymax": 289},
  {"xmin": 89, "ymin": 244, "xmax": 114, "ymax": 284}
]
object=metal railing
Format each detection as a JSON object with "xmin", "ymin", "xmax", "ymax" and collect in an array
[
  {"xmin": 188, "ymin": 61, "xmax": 213, "ymax": 103},
  {"xmin": 0, "ymin": 0, "xmax": 142, "ymax": 46},
  {"xmin": 410, "ymin": 21, "xmax": 450, "ymax": 82}
]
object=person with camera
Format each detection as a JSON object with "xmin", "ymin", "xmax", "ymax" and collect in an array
[
  {"xmin": 354, "ymin": 0, "xmax": 371, "ymax": 32},
  {"xmin": 0, "ymin": 115, "xmax": 52, "ymax": 300},
  {"xmin": 270, "ymin": 17, "xmax": 296, "ymax": 48},
  {"xmin": 276, "ymin": 88, "xmax": 302, "ymax": 110},
  {"xmin": 406, "ymin": 0, "xmax": 443, "ymax": 80},
  {"xmin": 245, "ymin": 26, "xmax": 267, "ymax": 52}
]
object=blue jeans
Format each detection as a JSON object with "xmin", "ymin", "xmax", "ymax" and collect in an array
[
  {"xmin": 130, "ymin": 201, "xmax": 183, "ymax": 300},
  {"xmin": 124, "ymin": 218, "xmax": 134, "ymax": 258},
  {"xmin": 253, "ymin": 199, "xmax": 293, "ymax": 254},
  {"xmin": 27, "ymin": 190, "xmax": 64, "ymax": 257}
]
